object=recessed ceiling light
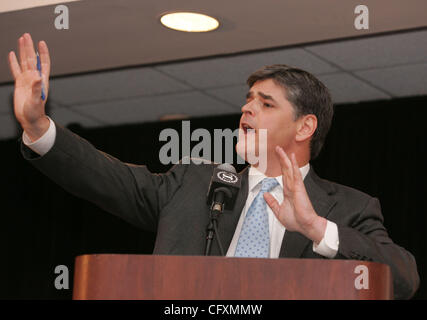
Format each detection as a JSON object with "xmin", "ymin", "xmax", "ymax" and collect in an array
[{"xmin": 160, "ymin": 12, "xmax": 219, "ymax": 32}]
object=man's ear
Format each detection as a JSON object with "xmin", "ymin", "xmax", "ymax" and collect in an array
[{"xmin": 295, "ymin": 114, "xmax": 317, "ymax": 142}]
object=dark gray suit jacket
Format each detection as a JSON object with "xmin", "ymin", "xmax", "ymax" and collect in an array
[{"xmin": 21, "ymin": 123, "xmax": 420, "ymax": 299}]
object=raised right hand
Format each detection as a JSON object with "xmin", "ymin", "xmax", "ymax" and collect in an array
[{"xmin": 8, "ymin": 33, "xmax": 51, "ymax": 141}]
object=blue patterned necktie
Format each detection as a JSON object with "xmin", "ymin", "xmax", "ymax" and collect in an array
[{"xmin": 235, "ymin": 177, "xmax": 279, "ymax": 258}]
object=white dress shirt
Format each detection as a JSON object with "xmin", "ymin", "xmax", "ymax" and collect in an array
[{"xmin": 23, "ymin": 118, "xmax": 339, "ymax": 258}]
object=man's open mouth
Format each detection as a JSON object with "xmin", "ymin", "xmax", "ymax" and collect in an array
[{"xmin": 242, "ymin": 123, "xmax": 256, "ymax": 134}]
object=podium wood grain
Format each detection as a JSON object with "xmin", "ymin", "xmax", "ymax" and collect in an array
[{"xmin": 73, "ymin": 254, "xmax": 393, "ymax": 300}]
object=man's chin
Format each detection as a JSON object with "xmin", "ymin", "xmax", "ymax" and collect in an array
[
  {"xmin": 236, "ymin": 142, "xmax": 259, "ymax": 164},
  {"xmin": 236, "ymin": 140, "xmax": 268, "ymax": 174}
]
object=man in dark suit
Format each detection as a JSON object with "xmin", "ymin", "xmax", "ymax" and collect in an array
[{"xmin": 8, "ymin": 33, "xmax": 419, "ymax": 299}]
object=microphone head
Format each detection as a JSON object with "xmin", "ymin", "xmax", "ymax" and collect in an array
[
  {"xmin": 217, "ymin": 163, "xmax": 236, "ymax": 173},
  {"xmin": 206, "ymin": 163, "xmax": 241, "ymax": 211}
]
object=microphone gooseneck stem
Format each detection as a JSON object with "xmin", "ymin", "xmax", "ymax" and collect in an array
[
  {"xmin": 205, "ymin": 185, "xmax": 233, "ymax": 256},
  {"xmin": 213, "ymin": 218, "xmax": 225, "ymax": 256},
  {"xmin": 205, "ymin": 202, "xmax": 225, "ymax": 256},
  {"xmin": 205, "ymin": 228, "xmax": 214, "ymax": 256}
]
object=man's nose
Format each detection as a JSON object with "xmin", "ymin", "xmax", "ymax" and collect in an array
[{"xmin": 241, "ymin": 100, "xmax": 257, "ymax": 115}]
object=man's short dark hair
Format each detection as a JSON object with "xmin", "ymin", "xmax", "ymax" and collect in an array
[{"xmin": 247, "ymin": 64, "xmax": 333, "ymax": 159}]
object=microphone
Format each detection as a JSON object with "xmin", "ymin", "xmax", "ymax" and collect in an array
[
  {"xmin": 206, "ymin": 163, "xmax": 242, "ymax": 213},
  {"xmin": 205, "ymin": 163, "xmax": 241, "ymax": 256}
]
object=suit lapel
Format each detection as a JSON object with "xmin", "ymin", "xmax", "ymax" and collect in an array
[
  {"xmin": 210, "ymin": 166, "xmax": 249, "ymax": 256},
  {"xmin": 279, "ymin": 167, "xmax": 337, "ymax": 258}
]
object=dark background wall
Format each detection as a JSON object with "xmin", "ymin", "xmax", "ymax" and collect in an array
[{"xmin": 1, "ymin": 95, "xmax": 426, "ymax": 299}]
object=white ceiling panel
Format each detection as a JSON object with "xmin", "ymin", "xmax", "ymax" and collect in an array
[
  {"xmin": 316, "ymin": 73, "xmax": 391, "ymax": 104},
  {"xmin": 49, "ymin": 67, "xmax": 193, "ymax": 105},
  {"xmin": 156, "ymin": 48, "xmax": 338, "ymax": 89},
  {"xmin": 49, "ymin": 106, "xmax": 105, "ymax": 128},
  {"xmin": 1, "ymin": 29, "xmax": 426, "ymax": 141},
  {"xmin": 354, "ymin": 63, "xmax": 427, "ymax": 97},
  {"xmin": 305, "ymin": 30, "xmax": 427, "ymax": 71},
  {"xmin": 70, "ymin": 91, "xmax": 238, "ymax": 126},
  {"xmin": 205, "ymin": 84, "xmax": 248, "ymax": 109}
]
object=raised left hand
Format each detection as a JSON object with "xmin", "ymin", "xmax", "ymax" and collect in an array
[{"xmin": 264, "ymin": 146, "xmax": 326, "ymax": 244}]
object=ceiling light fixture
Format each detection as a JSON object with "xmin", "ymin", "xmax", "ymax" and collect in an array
[{"xmin": 160, "ymin": 12, "xmax": 219, "ymax": 32}]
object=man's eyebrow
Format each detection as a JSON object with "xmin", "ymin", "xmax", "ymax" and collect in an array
[{"xmin": 246, "ymin": 91, "xmax": 278, "ymax": 103}]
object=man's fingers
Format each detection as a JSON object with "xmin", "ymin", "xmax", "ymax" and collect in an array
[
  {"xmin": 38, "ymin": 41, "xmax": 50, "ymax": 77},
  {"xmin": 291, "ymin": 153, "xmax": 303, "ymax": 182},
  {"xmin": 18, "ymin": 36, "xmax": 28, "ymax": 71},
  {"xmin": 264, "ymin": 192, "xmax": 280, "ymax": 216},
  {"xmin": 8, "ymin": 51, "xmax": 22, "ymax": 79},
  {"xmin": 24, "ymin": 33, "xmax": 37, "ymax": 71},
  {"xmin": 275, "ymin": 146, "xmax": 293, "ymax": 180},
  {"xmin": 38, "ymin": 41, "xmax": 50, "ymax": 93},
  {"xmin": 280, "ymin": 172, "xmax": 291, "ymax": 198}
]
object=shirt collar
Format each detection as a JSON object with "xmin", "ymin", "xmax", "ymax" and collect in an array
[{"xmin": 248, "ymin": 163, "xmax": 310, "ymax": 192}]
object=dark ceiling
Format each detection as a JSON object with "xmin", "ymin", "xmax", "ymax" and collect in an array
[{"xmin": 1, "ymin": 0, "xmax": 426, "ymax": 83}]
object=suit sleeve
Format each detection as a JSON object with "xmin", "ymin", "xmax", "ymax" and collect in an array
[
  {"xmin": 20, "ymin": 122, "xmax": 188, "ymax": 232},
  {"xmin": 335, "ymin": 197, "xmax": 420, "ymax": 299}
]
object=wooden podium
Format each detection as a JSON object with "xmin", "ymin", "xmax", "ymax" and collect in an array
[{"xmin": 73, "ymin": 254, "xmax": 393, "ymax": 300}]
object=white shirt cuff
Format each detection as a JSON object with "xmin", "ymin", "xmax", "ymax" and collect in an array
[
  {"xmin": 22, "ymin": 116, "xmax": 56, "ymax": 156},
  {"xmin": 313, "ymin": 220, "xmax": 339, "ymax": 258}
]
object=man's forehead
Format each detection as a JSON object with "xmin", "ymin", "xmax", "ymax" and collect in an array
[
  {"xmin": 246, "ymin": 90, "xmax": 274, "ymax": 100},
  {"xmin": 247, "ymin": 83, "xmax": 287, "ymax": 102}
]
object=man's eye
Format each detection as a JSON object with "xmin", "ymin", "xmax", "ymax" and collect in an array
[{"xmin": 264, "ymin": 103, "xmax": 272, "ymax": 108}]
